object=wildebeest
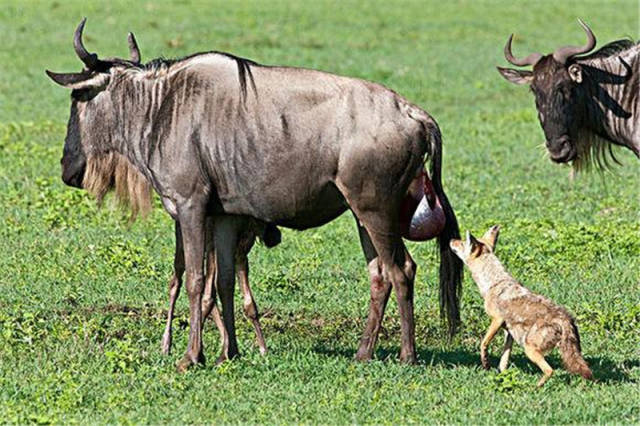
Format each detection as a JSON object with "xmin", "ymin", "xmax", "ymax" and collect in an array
[
  {"xmin": 498, "ymin": 19, "xmax": 640, "ymax": 170},
  {"xmin": 46, "ymin": 19, "xmax": 462, "ymax": 370}
]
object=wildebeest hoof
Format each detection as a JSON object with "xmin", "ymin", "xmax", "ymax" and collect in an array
[
  {"xmin": 399, "ymin": 352, "xmax": 417, "ymax": 365},
  {"xmin": 354, "ymin": 348, "xmax": 373, "ymax": 362}
]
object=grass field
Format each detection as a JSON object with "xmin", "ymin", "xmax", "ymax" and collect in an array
[{"xmin": 1, "ymin": 0, "xmax": 639, "ymax": 423}]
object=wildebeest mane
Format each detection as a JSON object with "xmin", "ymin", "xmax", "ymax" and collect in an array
[
  {"xmin": 83, "ymin": 152, "xmax": 152, "ymax": 220},
  {"xmin": 571, "ymin": 40, "xmax": 635, "ymax": 172},
  {"xmin": 139, "ymin": 51, "xmax": 258, "ymax": 100},
  {"xmin": 577, "ymin": 39, "xmax": 636, "ymax": 61}
]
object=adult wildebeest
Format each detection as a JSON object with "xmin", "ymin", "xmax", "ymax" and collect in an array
[
  {"xmin": 46, "ymin": 19, "xmax": 462, "ymax": 370},
  {"xmin": 73, "ymin": 41, "xmax": 279, "ymax": 359},
  {"xmin": 498, "ymin": 19, "xmax": 640, "ymax": 170}
]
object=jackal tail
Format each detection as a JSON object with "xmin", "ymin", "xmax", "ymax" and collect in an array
[{"xmin": 559, "ymin": 318, "xmax": 593, "ymax": 380}]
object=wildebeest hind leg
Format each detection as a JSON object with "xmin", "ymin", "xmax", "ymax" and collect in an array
[
  {"xmin": 161, "ymin": 221, "xmax": 185, "ymax": 356},
  {"xmin": 355, "ymin": 216, "xmax": 417, "ymax": 364},
  {"xmin": 354, "ymin": 221, "xmax": 390, "ymax": 361}
]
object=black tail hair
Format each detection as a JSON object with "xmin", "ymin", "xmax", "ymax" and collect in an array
[{"xmin": 427, "ymin": 122, "xmax": 463, "ymax": 338}]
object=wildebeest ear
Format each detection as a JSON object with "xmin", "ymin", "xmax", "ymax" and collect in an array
[
  {"xmin": 496, "ymin": 66, "xmax": 533, "ymax": 85},
  {"xmin": 45, "ymin": 70, "xmax": 110, "ymax": 90},
  {"xmin": 568, "ymin": 64, "xmax": 583, "ymax": 83}
]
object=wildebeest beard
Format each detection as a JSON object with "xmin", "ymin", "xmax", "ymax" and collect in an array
[{"xmin": 82, "ymin": 151, "xmax": 152, "ymax": 220}]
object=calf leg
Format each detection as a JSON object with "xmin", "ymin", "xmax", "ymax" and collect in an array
[
  {"xmin": 236, "ymin": 251, "xmax": 267, "ymax": 355},
  {"xmin": 499, "ymin": 331, "xmax": 514, "ymax": 372},
  {"xmin": 480, "ymin": 317, "xmax": 504, "ymax": 370},
  {"xmin": 161, "ymin": 221, "xmax": 184, "ymax": 356},
  {"xmin": 200, "ymin": 226, "xmax": 228, "ymax": 354},
  {"xmin": 213, "ymin": 215, "xmax": 241, "ymax": 364}
]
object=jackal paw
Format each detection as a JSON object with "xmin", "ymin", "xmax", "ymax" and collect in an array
[{"xmin": 481, "ymin": 357, "xmax": 491, "ymax": 370}]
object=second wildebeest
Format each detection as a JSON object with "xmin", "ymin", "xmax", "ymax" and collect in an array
[
  {"xmin": 46, "ymin": 19, "xmax": 462, "ymax": 370},
  {"xmin": 498, "ymin": 19, "xmax": 640, "ymax": 170}
]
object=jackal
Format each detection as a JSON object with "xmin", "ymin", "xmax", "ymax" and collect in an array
[{"xmin": 450, "ymin": 225, "xmax": 592, "ymax": 387}]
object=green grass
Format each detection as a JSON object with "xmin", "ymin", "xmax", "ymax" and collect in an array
[{"xmin": 1, "ymin": 0, "xmax": 639, "ymax": 423}]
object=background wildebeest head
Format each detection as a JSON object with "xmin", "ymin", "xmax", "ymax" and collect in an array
[
  {"xmin": 497, "ymin": 19, "xmax": 600, "ymax": 164},
  {"xmin": 46, "ymin": 19, "xmax": 151, "ymax": 217}
]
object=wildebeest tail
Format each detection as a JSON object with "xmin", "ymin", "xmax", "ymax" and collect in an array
[
  {"xmin": 426, "ymin": 122, "xmax": 463, "ymax": 338},
  {"xmin": 559, "ymin": 318, "xmax": 593, "ymax": 380}
]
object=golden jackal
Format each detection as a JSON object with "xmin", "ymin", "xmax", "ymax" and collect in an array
[{"xmin": 450, "ymin": 225, "xmax": 592, "ymax": 387}]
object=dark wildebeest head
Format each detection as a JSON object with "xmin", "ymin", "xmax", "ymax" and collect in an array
[
  {"xmin": 498, "ymin": 20, "xmax": 598, "ymax": 164},
  {"xmin": 497, "ymin": 19, "xmax": 638, "ymax": 170},
  {"xmin": 46, "ymin": 19, "xmax": 151, "ymax": 217}
]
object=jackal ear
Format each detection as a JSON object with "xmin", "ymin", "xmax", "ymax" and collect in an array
[
  {"xmin": 449, "ymin": 239, "xmax": 464, "ymax": 258},
  {"xmin": 467, "ymin": 231, "xmax": 484, "ymax": 258},
  {"xmin": 481, "ymin": 224, "xmax": 500, "ymax": 251},
  {"xmin": 497, "ymin": 66, "xmax": 533, "ymax": 85}
]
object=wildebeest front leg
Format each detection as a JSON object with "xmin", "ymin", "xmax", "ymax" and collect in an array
[
  {"xmin": 161, "ymin": 221, "xmax": 184, "ymax": 355},
  {"xmin": 213, "ymin": 215, "xmax": 241, "ymax": 363},
  {"xmin": 175, "ymin": 205, "xmax": 207, "ymax": 372}
]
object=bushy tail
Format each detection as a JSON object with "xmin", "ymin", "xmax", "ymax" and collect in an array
[
  {"xmin": 559, "ymin": 318, "xmax": 593, "ymax": 380},
  {"xmin": 427, "ymin": 122, "xmax": 463, "ymax": 338}
]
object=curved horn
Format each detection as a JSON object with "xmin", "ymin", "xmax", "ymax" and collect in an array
[
  {"xmin": 553, "ymin": 19, "xmax": 596, "ymax": 64},
  {"xmin": 127, "ymin": 32, "xmax": 141, "ymax": 63},
  {"xmin": 504, "ymin": 34, "xmax": 543, "ymax": 67},
  {"xmin": 74, "ymin": 18, "xmax": 99, "ymax": 69}
]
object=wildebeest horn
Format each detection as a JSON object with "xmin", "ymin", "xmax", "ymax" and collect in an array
[
  {"xmin": 127, "ymin": 32, "xmax": 141, "ymax": 63},
  {"xmin": 504, "ymin": 34, "xmax": 542, "ymax": 67},
  {"xmin": 552, "ymin": 19, "xmax": 596, "ymax": 64},
  {"xmin": 74, "ymin": 18, "xmax": 99, "ymax": 69}
]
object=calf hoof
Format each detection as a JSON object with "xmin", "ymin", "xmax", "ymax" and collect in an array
[
  {"xmin": 215, "ymin": 349, "xmax": 240, "ymax": 366},
  {"xmin": 160, "ymin": 335, "xmax": 171, "ymax": 356},
  {"xmin": 176, "ymin": 353, "xmax": 205, "ymax": 373}
]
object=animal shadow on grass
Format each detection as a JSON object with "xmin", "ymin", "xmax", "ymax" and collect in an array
[{"xmin": 312, "ymin": 345, "xmax": 639, "ymax": 383}]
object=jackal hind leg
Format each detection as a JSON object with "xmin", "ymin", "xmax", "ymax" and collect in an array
[
  {"xmin": 481, "ymin": 317, "xmax": 504, "ymax": 370},
  {"xmin": 524, "ymin": 345, "xmax": 553, "ymax": 387},
  {"xmin": 498, "ymin": 331, "xmax": 514, "ymax": 372}
]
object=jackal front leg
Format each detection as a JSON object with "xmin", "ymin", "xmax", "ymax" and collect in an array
[{"xmin": 481, "ymin": 317, "xmax": 504, "ymax": 370}]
